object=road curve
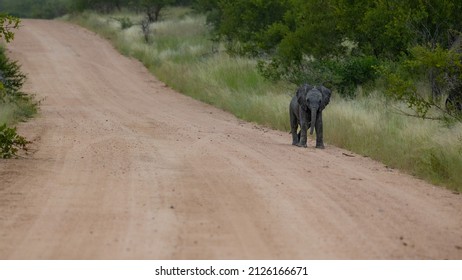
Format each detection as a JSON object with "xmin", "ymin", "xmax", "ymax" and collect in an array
[{"xmin": 0, "ymin": 19, "xmax": 461, "ymax": 259}]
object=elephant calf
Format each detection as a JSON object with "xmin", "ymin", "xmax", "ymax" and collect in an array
[{"xmin": 289, "ymin": 84, "xmax": 331, "ymax": 148}]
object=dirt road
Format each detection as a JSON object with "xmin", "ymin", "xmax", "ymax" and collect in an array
[{"xmin": 1, "ymin": 19, "xmax": 461, "ymax": 259}]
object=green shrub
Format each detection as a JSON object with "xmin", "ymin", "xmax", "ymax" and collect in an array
[
  {"xmin": 114, "ymin": 16, "xmax": 133, "ymax": 30},
  {"xmin": 0, "ymin": 123, "xmax": 29, "ymax": 158},
  {"xmin": 0, "ymin": 43, "xmax": 36, "ymax": 158},
  {"xmin": 379, "ymin": 45, "xmax": 462, "ymax": 123},
  {"xmin": 0, "ymin": 47, "xmax": 26, "ymax": 96},
  {"xmin": 257, "ymin": 54, "xmax": 380, "ymax": 98},
  {"xmin": 335, "ymin": 55, "xmax": 380, "ymax": 98}
]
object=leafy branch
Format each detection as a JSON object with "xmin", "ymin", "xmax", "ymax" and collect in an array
[
  {"xmin": 0, "ymin": 14, "xmax": 20, "ymax": 43},
  {"xmin": 379, "ymin": 45, "xmax": 462, "ymax": 123},
  {"xmin": 0, "ymin": 124, "xmax": 30, "ymax": 158}
]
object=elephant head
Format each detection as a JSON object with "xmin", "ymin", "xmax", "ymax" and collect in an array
[{"xmin": 297, "ymin": 84, "xmax": 331, "ymax": 135}]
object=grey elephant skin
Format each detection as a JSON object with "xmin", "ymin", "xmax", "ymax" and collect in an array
[{"xmin": 289, "ymin": 84, "xmax": 331, "ymax": 148}]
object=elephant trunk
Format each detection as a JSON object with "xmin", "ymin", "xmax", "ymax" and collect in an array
[{"xmin": 310, "ymin": 107, "xmax": 317, "ymax": 135}]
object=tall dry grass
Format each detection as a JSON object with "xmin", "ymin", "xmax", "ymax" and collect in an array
[{"xmin": 326, "ymin": 93, "xmax": 462, "ymax": 189}]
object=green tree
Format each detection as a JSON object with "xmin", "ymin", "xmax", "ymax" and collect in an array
[
  {"xmin": 334, "ymin": 0, "xmax": 462, "ymax": 59},
  {"xmin": 208, "ymin": 0, "xmax": 348, "ymax": 88},
  {"xmin": 208, "ymin": 0, "xmax": 343, "ymax": 60},
  {"xmin": 216, "ymin": 0, "xmax": 291, "ymax": 56},
  {"xmin": 205, "ymin": 0, "xmax": 462, "ymax": 101},
  {"xmin": 334, "ymin": 0, "xmax": 413, "ymax": 59},
  {"xmin": 380, "ymin": 45, "xmax": 462, "ymax": 122},
  {"xmin": 135, "ymin": 0, "xmax": 174, "ymax": 22}
]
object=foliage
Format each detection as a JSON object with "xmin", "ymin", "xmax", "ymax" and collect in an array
[
  {"xmin": 0, "ymin": 123, "xmax": 29, "ymax": 158},
  {"xmin": 258, "ymin": 54, "xmax": 379, "ymax": 98},
  {"xmin": 334, "ymin": 0, "xmax": 414, "ymax": 59},
  {"xmin": 217, "ymin": 0, "xmax": 291, "ymax": 56},
  {"xmin": 379, "ymin": 45, "xmax": 462, "ymax": 122},
  {"xmin": 201, "ymin": 0, "xmax": 462, "ymax": 105},
  {"xmin": 203, "ymin": 0, "xmax": 343, "ymax": 60},
  {"xmin": 334, "ymin": 55, "xmax": 380, "ymax": 97},
  {"xmin": 136, "ymin": 0, "xmax": 175, "ymax": 22},
  {"xmin": 0, "ymin": 14, "xmax": 35, "ymax": 158},
  {"xmin": 0, "ymin": 13, "xmax": 20, "ymax": 42},
  {"xmin": 113, "ymin": 16, "xmax": 134, "ymax": 29},
  {"xmin": 258, "ymin": 58, "xmax": 334, "ymax": 87},
  {"xmin": 0, "ymin": 47, "xmax": 27, "ymax": 97}
]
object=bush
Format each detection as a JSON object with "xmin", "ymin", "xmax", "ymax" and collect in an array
[
  {"xmin": 334, "ymin": 55, "xmax": 380, "ymax": 98},
  {"xmin": 257, "ymin": 54, "xmax": 379, "ymax": 98},
  {"xmin": 0, "ymin": 47, "xmax": 26, "ymax": 97},
  {"xmin": 379, "ymin": 45, "xmax": 462, "ymax": 123},
  {"xmin": 257, "ymin": 57, "xmax": 337, "ymax": 87},
  {"xmin": 113, "ymin": 16, "xmax": 133, "ymax": 29},
  {"xmin": 0, "ymin": 123, "xmax": 29, "ymax": 158},
  {"xmin": 0, "ymin": 42, "xmax": 35, "ymax": 158}
]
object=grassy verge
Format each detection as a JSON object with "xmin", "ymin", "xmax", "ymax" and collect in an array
[
  {"xmin": 68, "ymin": 9, "xmax": 462, "ymax": 192},
  {"xmin": 327, "ymin": 93, "xmax": 462, "ymax": 189},
  {"xmin": 0, "ymin": 95, "xmax": 37, "ymax": 125}
]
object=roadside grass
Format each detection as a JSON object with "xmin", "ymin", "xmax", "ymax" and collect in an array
[
  {"xmin": 0, "ymin": 96, "xmax": 38, "ymax": 125},
  {"xmin": 68, "ymin": 9, "xmax": 462, "ymax": 192},
  {"xmin": 327, "ymin": 93, "xmax": 462, "ymax": 189},
  {"xmin": 0, "ymin": 103, "xmax": 15, "ymax": 124}
]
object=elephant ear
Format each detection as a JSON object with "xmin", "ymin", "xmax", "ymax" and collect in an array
[
  {"xmin": 320, "ymin": 86, "xmax": 332, "ymax": 110},
  {"xmin": 296, "ymin": 84, "xmax": 312, "ymax": 111}
]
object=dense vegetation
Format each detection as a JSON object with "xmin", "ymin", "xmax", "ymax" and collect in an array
[
  {"xmin": 0, "ymin": 13, "xmax": 36, "ymax": 158},
  {"xmin": 194, "ymin": 0, "xmax": 462, "ymax": 122},
  {"xmin": 1, "ymin": 0, "xmax": 461, "ymax": 190}
]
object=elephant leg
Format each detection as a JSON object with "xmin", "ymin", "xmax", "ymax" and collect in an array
[
  {"xmin": 292, "ymin": 131, "xmax": 300, "ymax": 146},
  {"xmin": 289, "ymin": 110, "xmax": 299, "ymax": 146},
  {"xmin": 297, "ymin": 114, "xmax": 308, "ymax": 148},
  {"xmin": 315, "ymin": 112, "xmax": 324, "ymax": 149}
]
